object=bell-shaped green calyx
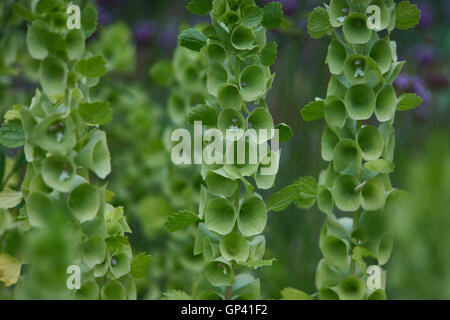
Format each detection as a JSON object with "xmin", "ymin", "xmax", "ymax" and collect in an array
[
  {"xmin": 327, "ymin": 76, "xmax": 347, "ymax": 100},
  {"xmin": 315, "ymin": 259, "xmax": 342, "ymax": 289},
  {"xmin": 319, "ymin": 287, "xmax": 340, "ymax": 300},
  {"xmin": 101, "ymin": 280, "xmax": 126, "ymax": 300},
  {"xmin": 66, "ymin": 29, "xmax": 85, "ymax": 61},
  {"xmin": 370, "ymin": 0, "xmax": 391, "ymax": 31},
  {"xmin": 324, "ymin": 96, "xmax": 346, "ymax": 128},
  {"xmin": 239, "ymin": 65, "xmax": 266, "ymax": 101},
  {"xmin": 333, "ymin": 139, "xmax": 362, "ymax": 173},
  {"xmin": 327, "ymin": 40, "xmax": 347, "ymax": 75},
  {"xmin": 41, "ymin": 154, "xmax": 76, "ymax": 192},
  {"xmin": 203, "ymin": 257, "xmax": 235, "ymax": 286},
  {"xmin": 248, "ymin": 235, "xmax": 265, "ymax": 262},
  {"xmin": 356, "ymin": 125, "xmax": 385, "ymax": 161},
  {"xmin": 333, "ymin": 175, "xmax": 362, "ymax": 212},
  {"xmin": 33, "ymin": 114, "xmax": 76, "ymax": 154},
  {"xmin": 378, "ymin": 233, "xmax": 393, "ymax": 265},
  {"xmin": 318, "ymin": 186, "xmax": 333, "ymax": 215},
  {"xmin": 321, "ymin": 127, "xmax": 340, "ymax": 162},
  {"xmin": 320, "ymin": 235, "xmax": 349, "ymax": 272},
  {"xmin": 231, "ymin": 25, "xmax": 255, "ymax": 50},
  {"xmin": 238, "ymin": 196, "xmax": 267, "ymax": 237},
  {"xmin": 76, "ymin": 130, "xmax": 111, "ymax": 179},
  {"xmin": 26, "ymin": 192, "xmax": 54, "ymax": 227},
  {"xmin": 345, "ymin": 84, "xmax": 376, "ymax": 120},
  {"xmin": 375, "ymin": 84, "xmax": 397, "ymax": 122},
  {"xmin": 217, "ymin": 108, "xmax": 246, "ymax": 134},
  {"xmin": 205, "ymin": 170, "xmax": 238, "ymax": 197},
  {"xmin": 343, "ymin": 13, "xmax": 372, "ymax": 44},
  {"xmin": 368, "ymin": 289, "xmax": 387, "ymax": 300},
  {"xmin": 204, "ymin": 43, "xmax": 226, "ymax": 63},
  {"xmin": 67, "ymin": 183, "xmax": 101, "ymax": 222},
  {"xmin": 204, "ymin": 198, "xmax": 237, "ymax": 235},
  {"xmin": 75, "ymin": 280, "xmax": 99, "ymax": 300},
  {"xmin": 82, "ymin": 235, "xmax": 107, "ymax": 268},
  {"xmin": 110, "ymin": 253, "xmax": 131, "ymax": 279},
  {"xmin": 329, "ymin": 0, "xmax": 350, "ymax": 27},
  {"xmin": 218, "ymin": 84, "xmax": 243, "ymax": 110},
  {"xmin": 26, "ymin": 20, "xmax": 49, "ymax": 59},
  {"xmin": 207, "ymin": 62, "xmax": 228, "ymax": 96},
  {"xmin": 369, "ymin": 40, "xmax": 393, "ymax": 74},
  {"xmin": 224, "ymin": 138, "xmax": 259, "ymax": 178},
  {"xmin": 39, "ymin": 56, "xmax": 68, "ymax": 97},
  {"xmin": 219, "ymin": 232, "xmax": 249, "ymax": 262},
  {"xmin": 203, "ymin": 237, "xmax": 220, "ymax": 262},
  {"xmin": 361, "ymin": 178, "xmax": 386, "ymax": 211},
  {"xmin": 247, "ymin": 107, "xmax": 274, "ymax": 140},
  {"xmin": 343, "ymin": 54, "xmax": 370, "ymax": 85},
  {"xmin": 337, "ymin": 276, "xmax": 366, "ymax": 300}
]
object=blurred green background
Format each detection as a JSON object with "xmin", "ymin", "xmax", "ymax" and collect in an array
[{"xmin": 1, "ymin": 0, "xmax": 449, "ymax": 299}]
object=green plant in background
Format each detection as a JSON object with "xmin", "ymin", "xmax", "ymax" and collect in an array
[
  {"xmin": 163, "ymin": 0, "xmax": 292, "ymax": 300},
  {"xmin": 276, "ymin": 0, "xmax": 422, "ymax": 300},
  {"xmin": 0, "ymin": 0, "xmax": 150, "ymax": 299}
]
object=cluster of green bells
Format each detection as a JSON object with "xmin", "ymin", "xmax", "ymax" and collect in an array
[{"xmin": 307, "ymin": 0, "xmax": 411, "ymax": 300}]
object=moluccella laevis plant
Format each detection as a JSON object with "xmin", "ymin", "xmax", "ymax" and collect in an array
[
  {"xmin": 163, "ymin": 0, "xmax": 292, "ymax": 300},
  {"xmin": 0, "ymin": 1, "xmax": 150, "ymax": 299},
  {"xmin": 275, "ymin": 0, "xmax": 422, "ymax": 300}
]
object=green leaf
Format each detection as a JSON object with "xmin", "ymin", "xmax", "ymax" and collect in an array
[
  {"xmin": 76, "ymin": 55, "xmax": 107, "ymax": 78},
  {"xmin": 307, "ymin": 7, "xmax": 332, "ymax": 39},
  {"xmin": 0, "ymin": 254, "xmax": 22, "ymax": 286},
  {"xmin": 162, "ymin": 290, "xmax": 192, "ymax": 300},
  {"xmin": 293, "ymin": 176, "xmax": 318, "ymax": 210},
  {"xmin": 186, "ymin": 104, "xmax": 217, "ymax": 126},
  {"xmin": 275, "ymin": 123, "xmax": 293, "ymax": 143},
  {"xmin": 12, "ymin": 3, "xmax": 35, "ymax": 21},
  {"xmin": 186, "ymin": 0, "xmax": 212, "ymax": 15},
  {"xmin": 0, "ymin": 189, "xmax": 23, "ymax": 209},
  {"xmin": 178, "ymin": 29, "xmax": 207, "ymax": 52},
  {"xmin": 262, "ymin": 2, "xmax": 283, "ymax": 29},
  {"xmin": 395, "ymin": 1, "xmax": 421, "ymax": 30},
  {"xmin": 165, "ymin": 210, "xmax": 200, "ymax": 232},
  {"xmin": 0, "ymin": 120, "xmax": 25, "ymax": 148},
  {"xmin": 268, "ymin": 184, "xmax": 300, "ymax": 212},
  {"xmin": 397, "ymin": 93, "xmax": 423, "ymax": 111},
  {"xmin": 81, "ymin": 4, "xmax": 98, "ymax": 38},
  {"xmin": 260, "ymin": 42, "xmax": 277, "ymax": 66},
  {"xmin": 301, "ymin": 100, "xmax": 324, "ymax": 122},
  {"xmin": 280, "ymin": 287, "xmax": 313, "ymax": 300},
  {"xmin": 79, "ymin": 101, "xmax": 113, "ymax": 126},
  {"xmin": 150, "ymin": 60, "xmax": 174, "ymax": 87},
  {"xmin": 130, "ymin": 252, "xmax": 152, "ymax": 279}
]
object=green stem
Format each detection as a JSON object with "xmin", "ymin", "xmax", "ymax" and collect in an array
[{"xmin": 225, "ymin": 285, "xmax": 232, "ymax": 300}]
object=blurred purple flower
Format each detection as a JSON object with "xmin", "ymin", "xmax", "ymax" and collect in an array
[
  {"xmin": 417, "ymin": 2, "xmax": 434, "ymax": 28},
  {"xmin": 411, "ymin": 76, "xmax": 431, "ymax": 105},
  {"xmin": 414, "ymin": 45, "xmax": 436, "ymax": 66},
  {"xmin": 394, "ymin": 74, "xmax": 410, "ymax": 91},
  {"xmin": 97, "ymin": 6, "xmax": 112, "ymax": 26},
  {"xmin": 133, "ymin": 20, "xmax": 156, "ymax": 45},
  {"xmin": 159, "ymin": 24, "xmax": 178, "ymax": 49}
]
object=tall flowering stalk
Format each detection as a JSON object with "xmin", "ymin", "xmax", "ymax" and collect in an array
[
  {"xmin": 281, "ymin": 0, "xmax": 422, "ymax": 300},
  {"xmin": 165, "ymin": 0, "xmax": 290, "ymax": 300}
]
